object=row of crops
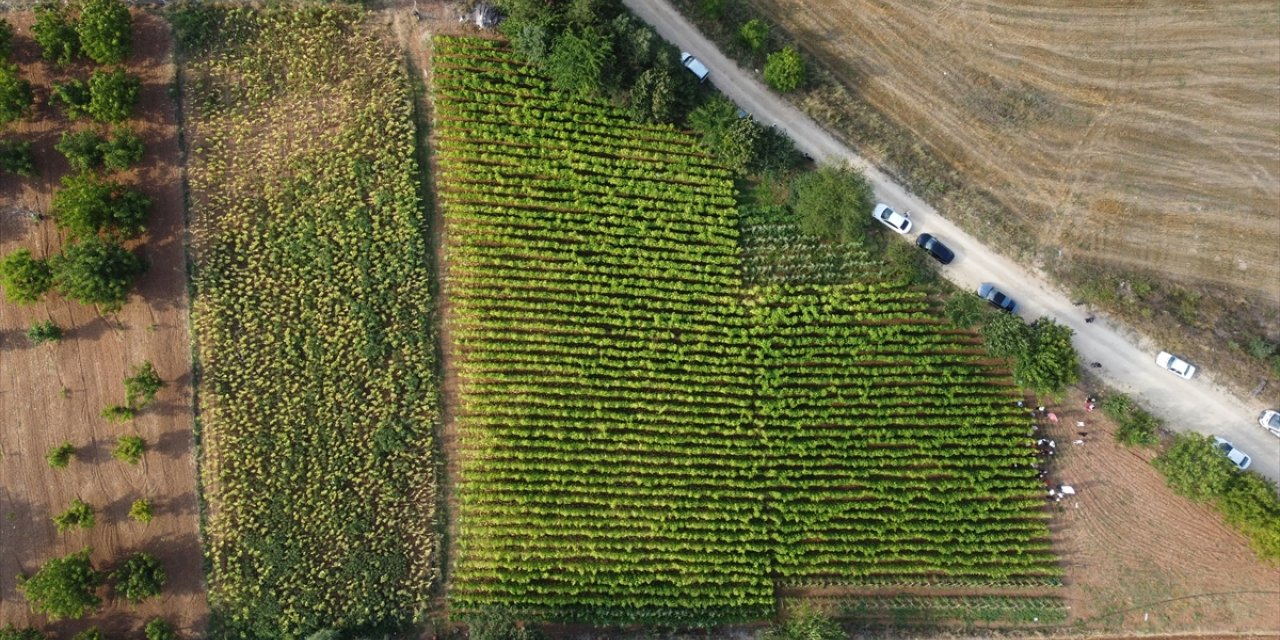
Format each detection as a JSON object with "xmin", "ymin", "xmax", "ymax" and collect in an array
[
  {"xmin": 184, "ymin": 8, "xmax": 438, "ymax": 637},
  {"xmin": 434, "ymin": 37, "xmax": 1058, "ymax": 624}
]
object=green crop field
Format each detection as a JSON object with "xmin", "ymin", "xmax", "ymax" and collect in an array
[
  {"xmin": 184, "ymin": 8, "xmax": 438, "ymax": 637},
  {"xmin": 434, "ymin": 36, "xmax": 1058, "ymax": 625}
]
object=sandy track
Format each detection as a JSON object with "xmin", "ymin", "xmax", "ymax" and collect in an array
[
  {"xmin": 623, "ymin": 0, "xmax": 1280, "ymax": 484},
  {"xmin": 0, "ymin": 12, "xmax": 206, "ymax": 635}
]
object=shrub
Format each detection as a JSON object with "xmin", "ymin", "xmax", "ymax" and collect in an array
[
  {"xmin": 53, "ymin": 498, "xmax": 95, "ymax": 533},
  {"xmin": 1014, "ymin": 318, "xmax": 1079, "ymax": 395},
  {"xmin": 28, "ymin": 320, "xmax": 64, "ymax": 345},
  {"xmin": 763, "ymin": 46, "xmax": 805, "ymax": 92},
  {"xmin": 0, "ymin": 19, "xmax": 12, "ymax": 60},
  {"xmin": 945, "ymin": 292, "xmax": 992, "ymax": 328},
  {"xmin": 739, "ymin": 19, "xmax": 769, "ymax": 53},
  {"xmin": 101, "ymin": 129, "xmax": 144, "ymax": 171},
  {"xmin": 77, "ymin": 0, "xmax": 132, "ymax": 65},
  {"xmin": 882, "ymin": 238, "xmax": 936, "ymax": 286},
  {"xmin": 1246, "ymin": 336, "xmax": 1276, "ymax": 360},
  {"xmin": 111, "ymin": 552, "xmax": 165, "ymax": 602},
  {"xmin": 124, "ymin": 360, "xmax": 164, "ymax": 407},
  {"xmin": 763, "ymin": 607, "xmax": 844, "ymax": 640},
  {"xmin": 51, "ymin": 236, "xmax": 147, "ymax": 311},
  {"xmin": 101, "ymin": 404, "xmax": 136, "ymax": 423},
  {"xmin": 88, "ymin": 68, "xmax": 141, "ymax": 123},
  {"xmin": 0, "ymin": 138, "xmax": 35, "ymax": 176},
  {"xmin": 545, "ymin": 26, "xmax": 615, "ymax": 97},
  {"xmin": 466, "ymin": 609, "xmax": 545, "ymax": 640},
  {"xmin": 1101, "ymin": 393, "xmax": 1161, "ymax": 446},
  {"xmin": 0, "ymin": 626, "xmax": 46, "ymax": 640},
  {"xmin": 1153, "ymin": 433, "xmax": 1236, "ymax": 502},
  {"xmin": 51, "ymin": 173, "xmax": 150, "ymax": 239},
  {"xmin": 16, "ymin": 548, "xmax": 103, "ymax": 621},
  {"xmin": 72, "ymin": 630, "xmax": 103, "ymax": 640},
  {"xmin": 143, "ymin": 618, "xmax": 177, "ymax": 640},
  {"xmin": 32, "ymin": 3, "xmax": 80, "ymax": 65},
  {"xmin": 51, "ymin": 78, "xmax": 92, "ymax": 120},
  {"xmin": 789, "ymin": 165, "xmax": 876, "ymax": 244},
  {"xmin": 46, "ymin": 442, "xmax": 76, "ymax": 469},
  {"xmin": 0, "ymin": 249, "xmax": 54, "ymax": 304},
  {"xmin": 112, "ymin": 435, "xmax": 144, "ymax": 464},
  {"xmin": 0, "ymin": 63, "xmax": 34, "ymax": 124},
  {"xmin": 128, "ymin": 498, "xmax": 153, "ymax": 523},
  {"xmin": 57, "ymin": 130, "xmax": 108, "ymax": 173}
]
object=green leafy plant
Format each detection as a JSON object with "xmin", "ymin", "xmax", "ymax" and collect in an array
[
  {"xmin": 16, "ymin": 548, "xmax": 102, "ymax": 621},
  {"xmin": 32, "ymin": 2, "xmax": 81, "ymax": 65},
  {"xmin": 56, "ymin": 130, "xmax": 107, "ymax": 173},
  {"xmin": 143, "ymin": 618, "xmax": 177, "ymax": 640},
  {"xmin": 112, "ymin": 435, "xmax": 144, "ymax": 464},
  {"xmin": 124, "ymin": 360, "xmax": 164, "ymax": 408},
  {"xmin": 0, "ymin": 625, "xmax": 47, "ymax": 640},
  {"xmin": 46, "ymin": 442, "xmax": 76, "ymax": 469},
  {"xmin": 101, "ymin": 404, "xmax": 136, "ymax": 423},
  {"xmin": 0, "ymin": 138, "xmax": 35, "ymax": 176},
  {"xmin": 77, "ymin": 0, "xmax": 132, "ymax": 65},
  {"xmin": 739, "ymin": 19, "xmax": 769, "ymax": 53},
  {"xmin": 50, "ymin": 236, "xmax": 147, "ymax": 311},
  {"xmin": 128, "ymin": 498, "xmax": 153, "ymax": 523},
  {"xmin": 101, "ymin": 129, "xmax": 145, "ymax": 171},
  {"xmin": 28, "ymin": 320, "xmax": 64, "ymax": 345},
  {"xmin": 0, "ymin": 18, "xmax": 13, "ymax": 61},
  {"xmin": 945, "ymin": 291, "xmax": 992, "ymax": 328},
  {"xmin": 51, "ymin": 79, "xmax": 92, "ymax": 120},
  {"xmin": 0, "ymin": 249, "xmax": 54, "ymax": 305},
  {"xmin": 72, "ymin": 629, "xmax": 103, "ymax": 640},
  {"xmin": 51, "ymin": 173, "xmax": 151, "ymax": 239},
  {"xmin": 763, "ymin": 46, "xmax": 805, "ymax": 92},
  {"xmin": 1101, "ymin": 393, "xmax": 1161, "ymax": 446},
  {"xmin": 0, "ymin": 62, "xmax": 34, "ymax": 124},
  {"xmin": 789, "ymin": 164, "xmax": 876, "ymax": 244},
  {"xmin": 111, "ymin": 552, "xmax": 165, "ymax": 602},
  {"xmin": 88, "ymin": 68, "xmax": 141, "ymax": 123},
  {"xmin": 53, "ymin": 498, "xmax": 95, "ymax": 533}
]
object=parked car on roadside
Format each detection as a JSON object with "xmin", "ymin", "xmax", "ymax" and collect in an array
[
  {"xmin": 680, "ymin": 52, "xmax": 710, "ymax": 83},
  {"xmin": 915, "ymin": 233, "xmax": 954, "ymax": 264},
  {"xmin": 1259, "ymin": 409, "xmax": 1280, "ymax": 438},
  {"xmin": 872, "ymin": 203, "xmax": 913, "ymax": 234},
  {"xmin": 1155, "ymin": 351, "xmax": 1196, "ymax": 380},
  {"xmin": 977, "ymin": 283, "xmax": 1016, "ymax": 313},
  {"xmin": 1213, "ymin": 436, "xmax": 1252, "ymax": 471}
]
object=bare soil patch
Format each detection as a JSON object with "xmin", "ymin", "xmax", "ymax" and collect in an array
[
  {"xmin": 1035, "ymin": 386, "xmax": 1279, "ymax": 633},
  {"xmin": 0, "ymin": 11, "xmax": 207, "ymax": 635}
]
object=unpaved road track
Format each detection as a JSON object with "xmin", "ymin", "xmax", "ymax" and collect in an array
[{"xmin": 624, "ymin": 0, "xmax": 1280, "ymax": 483}]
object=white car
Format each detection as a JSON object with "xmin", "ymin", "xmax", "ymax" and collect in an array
[
  {"xmin": 872, "ymin": 203, "xmax": 913, "ymax": 234},
  {"xmin": 680, "ymin": 52, "xmax": 709, "ymax": 83},
  {"xmin": 1259, "ymin": 409, "xmax": 1280, "ymax": 438},
  {"xmin": 1155, "ymin": 351, "xmax": 1196, "ymax": 379},
  {"xmin": 1213, "ymin": 436, "xmax": 1252, "ymax": 471}
]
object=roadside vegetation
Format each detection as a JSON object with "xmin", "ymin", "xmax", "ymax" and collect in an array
[{"xmin": 179, "ymin": 5, "xmax": 439, "ymax": 637}]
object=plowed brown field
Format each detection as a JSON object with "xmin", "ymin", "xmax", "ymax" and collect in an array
[
  {"xmin": 0, "ymin": 12, "xmax": 206, "ymax": 636},
  {"xmin": 749, "ymin": 0, "xmax": 1280, "ymax": 299}
]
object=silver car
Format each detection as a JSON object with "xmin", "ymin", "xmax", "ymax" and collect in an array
[{"xmin": 1213, "ymin": 436, "xmax": 1252, "ymax": 471}]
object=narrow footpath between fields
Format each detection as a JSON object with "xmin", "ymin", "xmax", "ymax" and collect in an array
[{"xmin": 623, "ymin": 0, "xmax": 1280, "ymax": 483}]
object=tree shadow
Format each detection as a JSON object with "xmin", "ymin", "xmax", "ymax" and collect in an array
[{"xmin": 152, "ymin": 425, "xmax": 194, "ymax": 459}]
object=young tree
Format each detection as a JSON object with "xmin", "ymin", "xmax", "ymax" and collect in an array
[
  {"xmin": 0, "ymin": 63, "xmax": 34, "ymax": 124},
  {"xmin": 789, "ymin": 165, "xmax": 876, "ymax": 244},
  {"xmin": 763, "ymin": 46, "xmax": 805, "ymax": 92},
  {"xmin": 739, "ymin": 19, "xmax": 769, "ymax": 53},
  {"xmin": 627, "ymin": 66, "xmax": 677, "ymax": 124},
  {"xmin": 0, "ymin": 139, "xmax": 36, "ymax": 176},
  {"xmin": 143, "ymin": 618, "xmax": 177, "ymax": 640},
  {"xmin": 112, "ymin": 435, "xmax": 144, "ymax": 464},
  {"xmin": 72, "ymin": 630, "xmax": 104, "ymax": 640},
  {"xmin": 0, "ymin": 249, "xmax": 54, "ymax": 304},
  {"xmin": 53, "ymin": 498, "xmax": 95, "ymax": 533},
  {"xmin": 111, "ymin": 552, "xmax": 165, "ymax": 603},
  {"xmin": 32, "ymin": 3, "xmax": 81, "ymax": 65},
  {"xmin": 0, "ymin": 625, "xmax": 47, "ymax": 640},
  {"xmin": 0, "ymin": 18, "xmax": 14, "ymax": 60},
  {"xmin": 124, "ymin": 360, "xmax": 164, "ymax": 408},
  {"xmin": 1154, "ymin": 433, "xmax": 1239, "ymax": 501},
  {"xmin": 128, "ymin": 497, "xmax": 153, "ymax": 523},
  {"xmin": 46, "ymin": 442, "xmax": 76, "ymax": 469},
  {"xmin": 28, "ymin": 320, "xmax": 65, "ymax": 344},
  {"xmin": 944, "ymin": 291, "xmax": 992, "ymax": 328},
  {"xmin": 51, "ymin": 173, "xmax": 151, "ymax": 239},
  {"xmin": 16, "ymin": 548, "xmax": 103, "ymax": 621},
  {"xmin": 87, "ymin": 68, "xmax": 141, "ymax": 123},
  {"xmin": 981, "ymin": 311, "xmax": 1031, "ymax": 358},
  {"xmin": 1013, "ymin": 318, "xmax": 1080, "ymax": 395},
  {"xmin": 101, "ymin": 128, "xmax": 144, "ymax": 171},
  {"xmin": 545, "ymin": 26, "xmax": 615, "ymax": 97},
  {"xmin": 77, "ymin": 0, "xmax": 132, "ymax": 65},
  {"xmin": 101, "ymin": 404, "xmax": 136, "ymax": 423},
  {"xmin": 50, "ymin": 236, "xmax": 147, "ymax": 310},
  {"xmin": 51, "ymin": 78, "xmax": 92, "ymax": 120},
  {"xmin": 56, "ymin": 130, "xmax": 107, "ymax": 173}
]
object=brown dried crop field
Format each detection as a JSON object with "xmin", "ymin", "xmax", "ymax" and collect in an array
[
  {"xmin": 750, "ymin": 0, "xmax": 1279, "ymax": 292},
  {"xmin": 0, "ymin": 11, "xmax": 207, "ymax": 636}
]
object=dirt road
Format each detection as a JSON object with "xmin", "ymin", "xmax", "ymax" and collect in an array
[{"xmin": 624, "ymin": 0, "xmax": 1280, "ymax": 483}]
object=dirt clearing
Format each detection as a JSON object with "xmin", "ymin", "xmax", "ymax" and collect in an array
[{"xmin": 0, "ymin": 11, "xmax": 206, "ymax": 635}]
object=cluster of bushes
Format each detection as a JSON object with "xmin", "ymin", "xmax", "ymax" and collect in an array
[
  {"xmin": 1100, "ymin": 393, "xmax": 1161, "ymax": 446},
  {"xmin": 492, "ymin": 0, "xmax": 801, "ymax": 175},
  {"xmin": 0, "ymin": 0, "xmax": 148, "ymax": 314},
  {"xmin": 15, "ymin": 548, "xmax": 167, "ymax": 622},
  {"xmin": 1154, "ymin": 433, "xmax": 1280, "ymax": 561}
]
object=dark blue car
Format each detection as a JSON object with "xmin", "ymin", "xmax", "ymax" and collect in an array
[
  {"xmin": 915, "ymin": 233, "xmax": 955, "ymax": 265},
  {"xmin": 978, "ymin": 283, "xmax": 1017, "ymax": 313}
]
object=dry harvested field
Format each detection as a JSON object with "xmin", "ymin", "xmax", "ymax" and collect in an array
[
  {"xmin": 0, "ymin": 11, "xmax": 207, "ymax": 636},
  {"xmin": 749, "ymin": 0, "xmax": 1279, "ymax": 294}
]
